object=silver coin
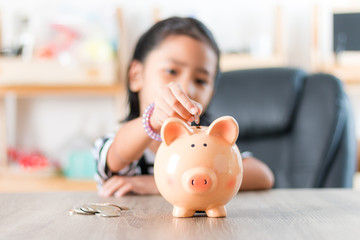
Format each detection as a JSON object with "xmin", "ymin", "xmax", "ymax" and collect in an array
[
  {"xmin": 80, "ymin": 206, "xmax": 98, "ymax": 214},
  {"xmin": 99, "ymin": 210, "xmax": 122, "ymax": 217},
  {"xmin": 107, "ymin": 204, "xmax": 129, "ymax": 210},
  {"xmin": 97, "ymin": 206, "xmax": 121, "ymax": 217},
  {"xmin": 69, "ymin": 203, "xmax": 128, "ymax": 217},
  {"xmin": 98, "ymin": 205, "xmax": 121, "ymax": 212},
  {"xmin": 84, "ymin": 203, "xmax": 125, "ymax": 211},
  {"xmin": 90, "ymin": 203, "xmax": 127, "ymax": 212},
  {"xmin": 81, "ymin": 204, "xmax": 103, "ymax": 213},
  {"xmin": 101, "ymin": 203, "xmax": 128, "ymax": 210},
  {"xmin": 69, "ymin": 208, "xmax": 94, "ymax": 215}
]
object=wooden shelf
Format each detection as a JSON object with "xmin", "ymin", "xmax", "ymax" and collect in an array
[
  {"xmin": 0, "ymin": 57, "xmax": 118, "ymax": 84},
  {"xmin": 220, "ymin": 53, "xmax": 284, "ymax": 72},
  {"xmin": 218, "ymin": 6, "xmax": 285, "ymax": 72},
  {"xmin": 0, "ymin": 175, "xmax": 97, "ymax": 192},
  {"xmin": 0, "ymin": 57, "xmax": 124, "ymax": 97},
  {"xmin": 0, "ymin": 7, "xmax": 128, "ymax": 175},
  {"xmin": 0, "ymin": 84, "xmax": 124, "ymax": 97},
  {"xmin": 321, "ymin": 64, "xmax": 360, "ymax": 85},
  {"xmin": 0, "ymin": 166, "xmax": 97, "ymax": 192}
]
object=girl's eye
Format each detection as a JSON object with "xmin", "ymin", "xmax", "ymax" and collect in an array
[
  {"xmin": 195, "ymin": 79, "xmax": 208, "ymax": 86},
  {"xmin": 165, "ymin": 69, "xmax": 177, "ymax": 75}
]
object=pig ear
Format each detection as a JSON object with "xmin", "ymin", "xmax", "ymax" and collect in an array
[
  {"xmin": 161, "ymin": 118, "xmax": 193, "ymax": 146},
  {"xmin": 206, "ymin": 116, "xmax": 239, "ymax": 145}
]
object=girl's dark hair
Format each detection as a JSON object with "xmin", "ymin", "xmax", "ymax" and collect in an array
[{"xmin": 125, "ymin": 17, "xmax": 221, "ymax": 125}]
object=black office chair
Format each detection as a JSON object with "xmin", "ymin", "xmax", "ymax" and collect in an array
[{"xmin": 207, "ymin": 68, "xmax": 357, "ymax": 188}]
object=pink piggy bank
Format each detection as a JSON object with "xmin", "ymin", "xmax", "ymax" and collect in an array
[{"xmin": 154, "ymin": 116, "xmax": 243, "ymax": 218}]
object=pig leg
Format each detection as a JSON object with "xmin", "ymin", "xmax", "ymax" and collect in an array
[
  {"xmin": 173, "ymin": 206, "xmax": 196, "ymax": 218},
  {"xmin": 206, "ymin": 206, "xmax": 227, "ymax": 217}
]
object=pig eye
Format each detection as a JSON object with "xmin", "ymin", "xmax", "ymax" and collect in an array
[
  {"xmin": 191, "ymin": 144, "xmax": 195, "ymax": 147},
  {"xmin": 203, "ymin": 143, "xmax": 207, "ymax": 147}
]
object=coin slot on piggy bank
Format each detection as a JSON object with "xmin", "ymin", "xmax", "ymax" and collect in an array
[{"xmin": 154, "ymin": 116, "xmax": 243, "ymax": 218}]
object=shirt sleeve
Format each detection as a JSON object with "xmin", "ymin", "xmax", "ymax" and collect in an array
[
  {"xmin": 241, "ymin": 151, "xmax": 254, "ymax": 159},
  {"xmin": 91, "ymin": 133, "xmax": 140, "ymax": 190}
]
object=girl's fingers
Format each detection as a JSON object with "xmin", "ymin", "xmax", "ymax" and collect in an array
[
  {"xmin": 161, "ymin": 86, "xmax": 194, "ymax": 121},
  {"xmin": 154, "ymin": 82, "xmax": 203, "ymax": 126},
  {"xmin": 114, "ymin": 183, "xmax": 133, "ymax": 197},
  {"xmin": 152, "ymin": 104, "xmax": 191, "ymax": 130},
  {"xmin": 191, "ymin": 101, "xmax": 203, "ymax": 115},
  {"xmin": 100, "ymin": 176, "xmax": 159, "ymax": 197},
  {"xmin": 100, "ymin": 176, "xmax": 126, "ymax": 197},
  {"xmin": 190, "ymin": 100, "xmax": 203, "ymax": 124},
  {"xmin": 169, "ymin": 83, "xmax": 198, "ymax": 116},
  {"xmin": 152, "ymin": 97, "xmax": 180, "ymax": 131},
  {"xmin": 156, "ymin": 96, "xmax": 183, "ymax": 120}
]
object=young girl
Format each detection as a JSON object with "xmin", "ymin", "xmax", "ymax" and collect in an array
[{"xmin": 93, "ymin": 17, "xmax": 274, "ymax": 197}]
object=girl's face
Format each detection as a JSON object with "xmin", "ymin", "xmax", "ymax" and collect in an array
[{"xmin": 129, "ymin": 35, "xmax": 217, "ymax": 114}]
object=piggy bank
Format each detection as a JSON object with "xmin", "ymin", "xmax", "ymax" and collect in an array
[{"xmin": 154, "ymin": 116, "xmax": 243, "ymax": 218}]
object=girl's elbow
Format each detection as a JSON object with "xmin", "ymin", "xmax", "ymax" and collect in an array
[
  {"xmin": 256, "ymin": 159, "xmax": 275, "ymax": 190},
  {"xmin": 240, "ymin": 157, "xmax": 275, "ymax": 191},
  {"xmin": 263, "ymin": 169, "xmax": 275, "ymax": 189}
]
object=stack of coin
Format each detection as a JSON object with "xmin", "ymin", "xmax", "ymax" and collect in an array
[{"xmin": 69, "ymin": 203, "xmax": 129, "ymax": 217}]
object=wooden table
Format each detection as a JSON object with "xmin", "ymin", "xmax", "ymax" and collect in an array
[{"xmin": 1, "ymin": 189, "xmax": 360, "ymax": 240}]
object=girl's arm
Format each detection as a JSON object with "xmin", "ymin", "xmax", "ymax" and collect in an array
[
  {"xmin": 107, "ymin": 117, "xmax": 155, "ymax": 172},
  {"xmin": 240, "ymin": 157, "xmax": 274, "ymax": 190}
]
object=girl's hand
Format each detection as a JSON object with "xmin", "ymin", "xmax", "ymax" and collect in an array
[
  {"xmin": 151, "ymin": 82, "xmax": 202, "ymax": 132},
  {"xmin": 99, "ymin": 175, "xmax": 159, "ymax": 197}
]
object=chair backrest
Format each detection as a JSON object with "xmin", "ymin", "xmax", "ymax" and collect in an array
[{"xmin": 207, "ymin": 68, "xmax": 357, "ymax": 188}]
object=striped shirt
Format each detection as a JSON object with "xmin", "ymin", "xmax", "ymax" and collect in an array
[{"xmin": 92, "ymin": 134, "xmax": 253, "ymax": 190}]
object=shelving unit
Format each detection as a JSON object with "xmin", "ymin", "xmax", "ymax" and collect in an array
[
  {"xmin": 220, "ymin": 6, "xmax": 285, "ymax": 71},
  {"xmin": 0, "ymin": 172, "xmax": 97, "ymax": 192},
  {"xmin": 220, "ymin": 53, "xmax": 284, "ymax": 71},
  {"xmin": 0, "ymin": 85, "xmax": 125, "ymax": 170},
  {"xmin": 312, "ymin": 7, "xmax": 360, "ymax": 170},
  {"xmin": 311, "ymin": 6, "xmax": 360, "ymax": 85},
  {"xmin": 0, "ymin": 84, "xmax": 123, "ymax": 97},
  {"xmin": 322, "ymin": 63, "xmax": 360, "ymax": 85},
  {"xmin": 0, "ymin": 8, "xmax": 128, "ymax": 176}
]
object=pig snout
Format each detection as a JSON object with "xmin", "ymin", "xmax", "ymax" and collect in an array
[
  {"xmin": 182, "ymin": 167, "xmax": 217, "ymax": 193},
  {"xmin": 189, "ymin": 174, "xmax": 212, "ymax": 191}
]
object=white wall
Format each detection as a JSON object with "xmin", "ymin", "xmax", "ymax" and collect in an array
[
  {"xmin": 15, "ymin": 96, "xmax": 118, "ymax": 158},
  {"xmin": 1, "ymin": 0, "xmax": 360, "ymax": 168}
]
